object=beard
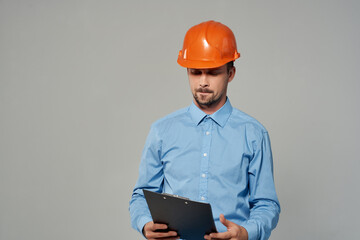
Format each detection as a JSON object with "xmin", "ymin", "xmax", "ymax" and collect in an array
[{"xmin": 193, "ymin": 88, "xmax": 223, "ymax": 107}]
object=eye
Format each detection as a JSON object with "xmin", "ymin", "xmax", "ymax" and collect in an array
[
  {"xmin": 190, "ymin": 70, "xmax": 202, "ymax": 75},
  {"xmin": 208, "ymin": 71, "xmax": 219, "ymax": 76}
]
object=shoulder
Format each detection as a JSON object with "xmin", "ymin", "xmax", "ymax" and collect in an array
[
  {"xmin": 150, "ymin": 106, "xmax": 190, "ymax": 132},
  {"xmin": 229, "ymin": 107, "xmax": 268, "ymax": 135}
]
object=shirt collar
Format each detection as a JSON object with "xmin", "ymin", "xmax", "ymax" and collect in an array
[{"xmin": 188, "ymin": 98, "xmax": 233, "ymax": 127}]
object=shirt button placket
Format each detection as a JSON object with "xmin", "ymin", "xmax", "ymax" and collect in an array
[{"xmin": 199, "ymin": 117, "xmax": 212, "ymax": 202}]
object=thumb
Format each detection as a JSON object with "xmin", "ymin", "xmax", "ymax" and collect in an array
[{"xmin": 220, "ymin": 214, "xmax": 232, "ymax": 228}]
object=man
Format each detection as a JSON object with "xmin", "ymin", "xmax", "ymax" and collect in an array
[{"xmin": 129, "ymin": 20, "xmax": 280, "ymax": 240}]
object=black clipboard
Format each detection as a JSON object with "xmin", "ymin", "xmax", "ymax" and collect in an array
[{"xmin": 143, "ymin": 190, "xmax": 217, "ymax": 240}]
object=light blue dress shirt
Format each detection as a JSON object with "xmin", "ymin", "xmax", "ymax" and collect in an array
[{"xmin": 129, "ymin": 99, "xmax": 280, "ymax": 240}]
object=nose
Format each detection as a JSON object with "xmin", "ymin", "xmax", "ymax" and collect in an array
[{"xmin": 199, "ymin": 73, "xmax": 209, "ymax": 88}]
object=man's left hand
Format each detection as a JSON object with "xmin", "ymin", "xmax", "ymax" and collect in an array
[{"xmin": 204, "ymin": 214, "xmax": 248, "ymax": 240}]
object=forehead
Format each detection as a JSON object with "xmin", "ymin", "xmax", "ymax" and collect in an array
[{"xmin": 188, "ymin": 65, "xmax": 227, "ymax": 72}]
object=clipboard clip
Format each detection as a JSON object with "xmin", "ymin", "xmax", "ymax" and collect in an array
[{"xmin": 162, "ymin": 193, "xmax": 190, "ymax": 200}]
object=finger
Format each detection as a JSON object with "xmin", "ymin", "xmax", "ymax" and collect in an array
[
  {"xmin": 220, "ymin": 214, "xmax": 227, "ymax": 227},
  {"xmin": 149, "ymin": 236, "xmax": 180, "ymax": 240},
  {"xmin": 219, "ymin": 214, "xmax": 230, "ymax": 227},
  {"xmin": 149, "ymin": 237, "xmax": 180, "ymax": 240},
  {"xmin": 146, "ymin": 230, "xmax": 178, "ymax": 239},
  {"xmin": 152, "ymin": 223, "xmax": 168, "ymax": 231},
  {"xmin": 203, "ymin": 234, "xmax": 211, "ymax": 240},
  {"xmin": 144, "ymin": 221, "xmax": 168, "ymax": 232}
]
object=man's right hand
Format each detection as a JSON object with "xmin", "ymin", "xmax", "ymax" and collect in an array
[{"xmin": 143, "ymin": 221, "xmax": 179, "ymax": 240}]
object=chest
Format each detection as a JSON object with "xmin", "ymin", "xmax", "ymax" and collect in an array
[{"xmin": 159, "ymin": 123, "xmax": 254, "ymax": 182}]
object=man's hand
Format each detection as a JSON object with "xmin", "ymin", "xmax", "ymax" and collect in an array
[
  {"xmin": 204, "ymin": 214, "xmax": 248, "ymax": 240},
  {"xmin": 143, "ymin": 221, "xmax": 179, "ymax": 240}
]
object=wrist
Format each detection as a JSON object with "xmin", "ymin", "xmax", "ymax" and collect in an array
[
  {"xmin": 239, "ymin": 225, "xmax": 249, "ymax": 240},
  {"xmin": 241, "ymin": 221, "xmax": 257, "ymax": 240},
  {"xmin": 142, "ymin": 221, "xmax": 151, "ymax": 238}
]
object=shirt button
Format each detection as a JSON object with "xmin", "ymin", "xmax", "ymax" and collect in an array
[
  {"xmin": 203, "ymin": 153, "xmax": 207, "ymax": 157},
  {"xmin": 206, "ymin": 131, "xmax": 210, "ymax": 135},
  {"xmin": 201, "ymin": 196, "xmax": 205, "ymax": 201},
  {"xmin": 201, "ymin": 173, "xmax": 206, "ymax": 178}
]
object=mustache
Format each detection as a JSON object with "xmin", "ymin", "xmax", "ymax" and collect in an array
[{"xmin": 196, "ymin": 88, "xmax": 213, "ymax": 93}]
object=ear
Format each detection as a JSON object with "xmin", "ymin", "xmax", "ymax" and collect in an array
[{"xmin": 227, "ymin": 66, "xmax": 236, "ymax": 83}]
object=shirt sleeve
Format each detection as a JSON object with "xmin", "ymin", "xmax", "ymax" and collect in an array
[
  {"xmin": 241, "ymin": 131, "xmax": 281, "ymax": 240},
  {"xmin": 129, "ymin": 125, "xmax": 164, "ymax": 233}
]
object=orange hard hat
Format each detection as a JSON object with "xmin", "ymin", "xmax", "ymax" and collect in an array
[{"xmin": 177, "ymin": 20, "xmax": 240, "ymax": 69}]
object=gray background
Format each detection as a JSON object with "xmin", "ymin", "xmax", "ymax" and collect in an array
[{"xmin": 1, "ymin": 0, "xmax": 359, "ymax": 239}]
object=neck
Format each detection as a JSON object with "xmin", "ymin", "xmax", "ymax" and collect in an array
[{"xmin": 194, "ymin": 97, "xmax": 227, "ymax": 115}]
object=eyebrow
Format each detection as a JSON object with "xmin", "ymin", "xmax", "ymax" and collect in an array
[{"xmin": 189, "ymin": 68, "xmax": 224, "ymax": 73}]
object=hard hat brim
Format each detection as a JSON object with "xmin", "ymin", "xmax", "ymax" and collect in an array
[{"xmin": 177, "ymin": 55, "xmax": 239, "ymax": 69}]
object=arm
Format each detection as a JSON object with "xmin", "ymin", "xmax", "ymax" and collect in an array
[
  {"xmin": 205, "ymin": 131, "xmax": 280, "ymax": 240},
  {"xmin": 129, "ymin": 125, "xmax": 178, "ymax": 238},
  {"xmin": 242, "ymin": 131, "xmax": 280, "ymax": 240}
]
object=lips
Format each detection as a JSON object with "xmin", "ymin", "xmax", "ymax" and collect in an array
[{"xmin": 196, "ymin": 88, "xmax": 213, "ymax": 93}]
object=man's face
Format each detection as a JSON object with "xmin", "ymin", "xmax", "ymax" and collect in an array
[{"xmin": 187, "ymin": 64, "xmax": 235, "ymax": 110}]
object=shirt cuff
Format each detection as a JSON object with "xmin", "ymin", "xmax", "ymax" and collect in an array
[
  {"xmin": 241, "ymin": 221, "xmax": 258, "ymax": 240},
  {"xmin": 137, "ymin": 216, "xmax": 153, "ymax": 236}
]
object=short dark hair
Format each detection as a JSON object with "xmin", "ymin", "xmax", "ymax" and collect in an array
[{"xmin": 226, "ymin": 61, "xmax": 234, "ymax": 73}]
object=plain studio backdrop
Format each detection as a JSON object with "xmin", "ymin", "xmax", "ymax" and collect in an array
[{"xmin": 1, "ymin": 0, "xmax": 359, "ymax": 239}]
